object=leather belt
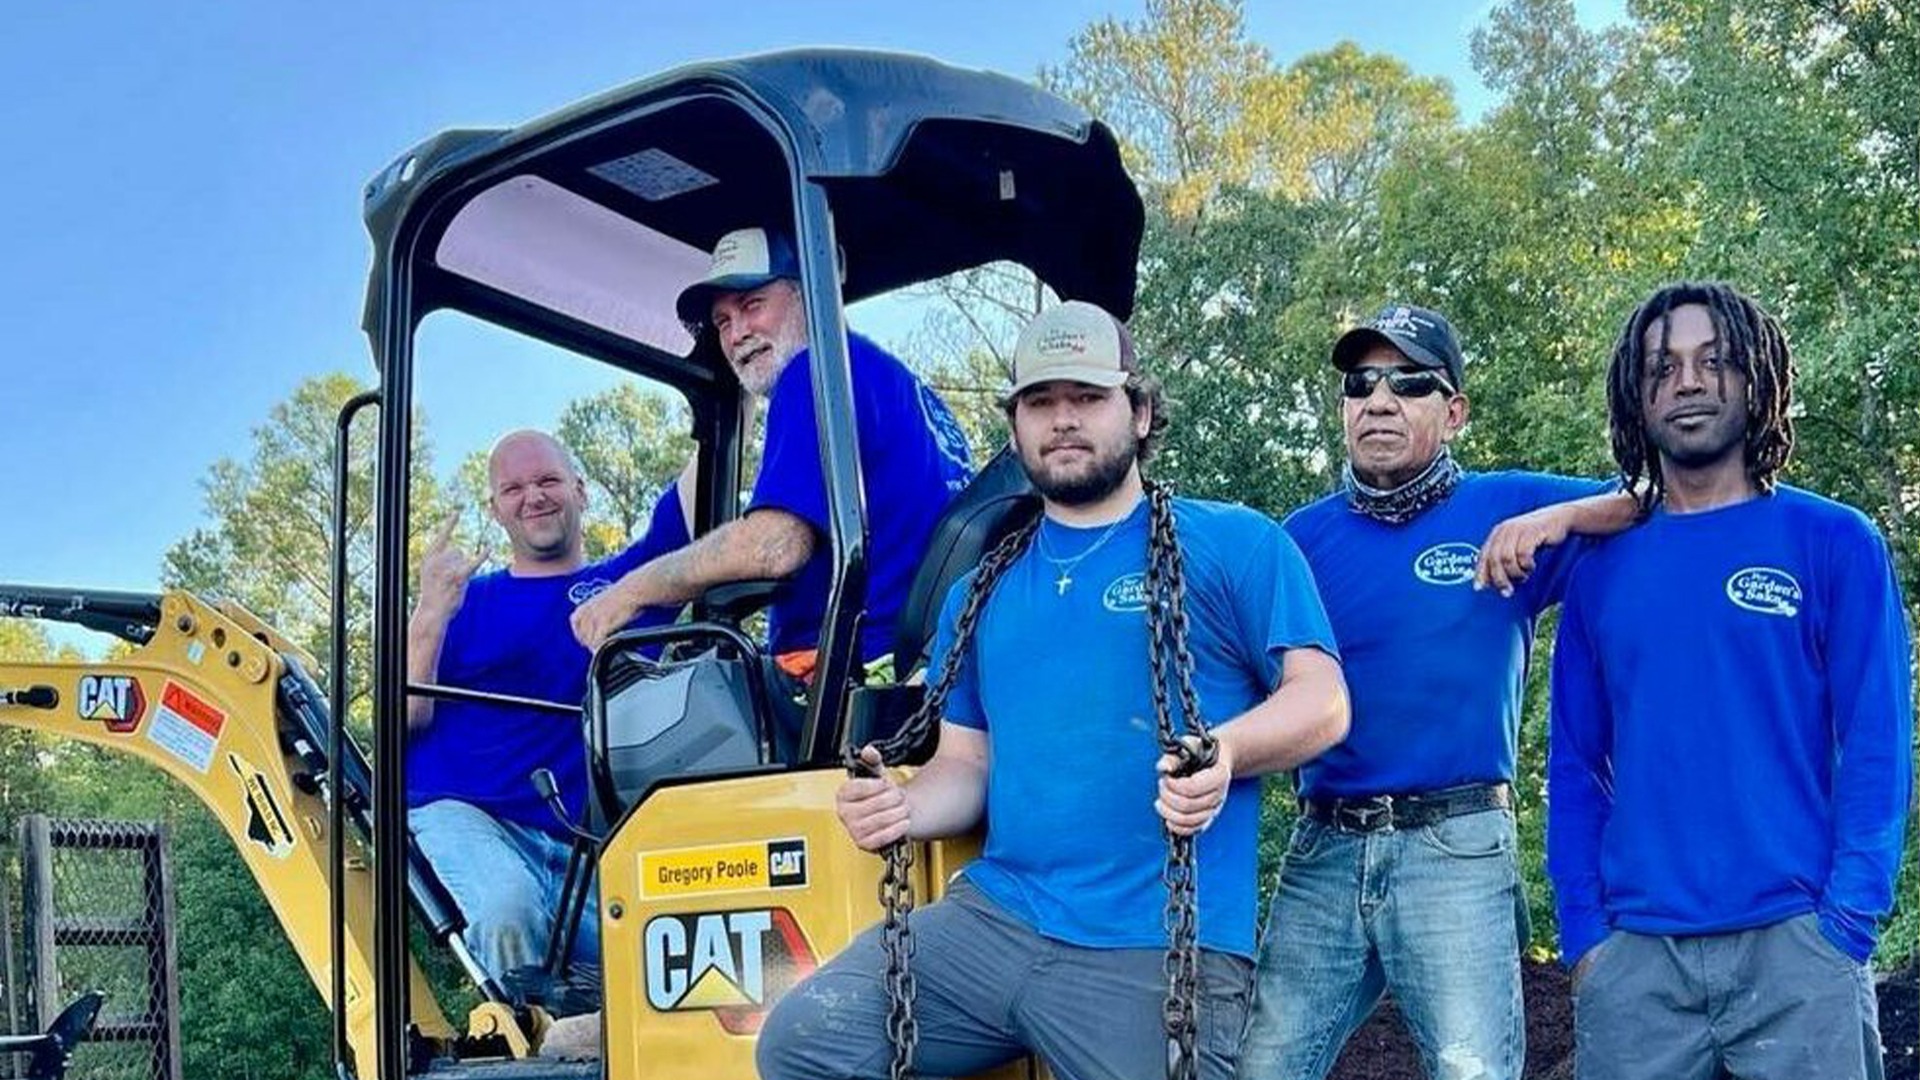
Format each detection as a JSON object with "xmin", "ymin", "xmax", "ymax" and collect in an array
[{"xmin": 1302, "ymin": 782, "xmax": 1511, "ymax": 833}]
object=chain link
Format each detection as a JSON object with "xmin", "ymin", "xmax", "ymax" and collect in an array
[
  {"xmin": 848, "ymin": 513, "xmax": 1042, "ymax": 1080},
  {"xmin": 1144, "ymin": 481, "xmax": 1215, "ymax": 1080}
]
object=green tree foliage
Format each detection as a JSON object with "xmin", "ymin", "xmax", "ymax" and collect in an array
[
  {"xmin": 1039, "ymin": 0, "xmax": 1918, "ymax": 966},
  {"xmin": 1047, "ymin": 0, "xmax": 1273, "ymax": 216},
  {"xmin": 557, "ymin": 383, "xmax": 696, "ymax": 557},
  {"xmin": 0, "ymin": 623, "xmax": 61, "ymax": 847},
  {"xmin": 160, "ymin": 372, "xmax": 448, "ymax": 720},
  {"xmin": 1050, "ymin": 1, "xmax": 1456, "ymax": 515}
]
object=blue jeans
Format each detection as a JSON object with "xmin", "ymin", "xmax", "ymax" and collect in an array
[
  {"xmin": 409, "ymin": 799, "xmax": 600, "ymax": 981},
  {"xmin": 1239, "ymin": 808, "xmax": 1525, "ymax": 1080}
]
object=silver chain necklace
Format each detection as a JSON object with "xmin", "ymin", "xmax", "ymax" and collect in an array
[{"xmin": 1035, "ymin": 507, "xmax": 1134, "ymax": 595}]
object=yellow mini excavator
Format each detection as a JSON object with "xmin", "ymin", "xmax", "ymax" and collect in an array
[{"xmin": 1, "ymin": 49, "xmax": 1145, "ymax": 1079}]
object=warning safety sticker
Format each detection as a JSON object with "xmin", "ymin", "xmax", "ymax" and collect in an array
[{"xmin": 147, "ymin": 681, "xmax": 226, "ymax": 773}]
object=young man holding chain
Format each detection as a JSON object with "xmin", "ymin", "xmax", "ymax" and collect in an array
[{"xmin": 754, "ymin": 300, "xmax": 1348, "ymax": 1080}]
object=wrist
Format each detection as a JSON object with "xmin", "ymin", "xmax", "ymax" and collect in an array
[
  {"xmin": 614, "ymin": 573, "xmax": 651, "ymax": 613},
  {"xmin": 411, "ymin": 596, "xmax": 457, "ymax": 631},
  {"xmin": 1210, "ymin": 726, "xmax": 1241, "ymax": 778},
  {"xmin": 1543, "ymin": 503, "xmax": 1577, "ymax": 535}
]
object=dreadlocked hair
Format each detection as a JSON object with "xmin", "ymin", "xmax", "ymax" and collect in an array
[{"xmin": 1604, "ymin": 280, "xmax": 1795, "ymax": 513}]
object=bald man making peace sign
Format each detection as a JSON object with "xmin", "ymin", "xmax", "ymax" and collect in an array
[{"xmin": 405, "ymin": 430, "xmax": 688, "ymax": 993}]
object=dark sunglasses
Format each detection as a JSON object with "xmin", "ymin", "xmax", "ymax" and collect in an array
[{"xmin": 1341, "ymin": 367, "xmax": 1455, "ymax": 400}]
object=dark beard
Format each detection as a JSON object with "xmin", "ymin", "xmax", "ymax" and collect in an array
[{"xmin": 1027, "ymin": 440, "xmax": 1139, "ymax": 506}]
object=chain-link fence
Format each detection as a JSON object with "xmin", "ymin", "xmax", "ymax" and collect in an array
[{"xmin": 7, "ymin": 818, "xmax": 179, "ymax": 1080}]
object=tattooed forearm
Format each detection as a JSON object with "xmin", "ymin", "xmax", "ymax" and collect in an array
[{"xmin": 621, "ymin": 509, "xmax": 816, "ymax": 609}]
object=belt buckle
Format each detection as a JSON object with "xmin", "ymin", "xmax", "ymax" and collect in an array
[{"xmin": 1334, "ymin": 795, "xmax": 1394, "ymax": 832}]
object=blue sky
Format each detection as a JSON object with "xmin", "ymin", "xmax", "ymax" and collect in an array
[{"xmin": 1, "ymin": 0, "xmax": 1623, "ymax": 651}]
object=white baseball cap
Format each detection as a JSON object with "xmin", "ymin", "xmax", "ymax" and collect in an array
[{"xmin": 674, "ymin": 227, "xmax": 802, "ymax": 324}]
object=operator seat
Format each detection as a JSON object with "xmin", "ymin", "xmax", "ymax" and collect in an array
[
  {"xmin": 890, "ymin": 445, "xmax": 1037, "ymax": 676},
  {"xmin": 844, "ymin": 446, "xmax": 1038, "ymax": 760}
]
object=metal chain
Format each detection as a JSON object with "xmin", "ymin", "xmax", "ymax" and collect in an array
[
  {"xmin": 848, "ymin": 513, "xmax": 1041, "ymax": 1080},
  {"xmin": 1145, "ymin": 480, "xmax": 1215, "ymax": 1080},
  {"xmin": 850, "ymin": 484, "xmax": 1209, "ymax": 1080},
  {"xmin": 873, "ymin": 841, "xmax": 918, "ymax": 1080}
]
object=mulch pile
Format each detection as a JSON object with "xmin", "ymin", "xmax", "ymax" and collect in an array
[
  {"xmin": 1326, "ymin": 958, "xmax": 1918, "ymax": 1080},
  {"xmin": 1883, "ymin": 961, "xmax": 1918, "ymax": 1080}
]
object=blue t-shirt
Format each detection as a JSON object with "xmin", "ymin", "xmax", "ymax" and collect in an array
[
  {"xmin": 749, "ymin": 333, "xmax": 973, "ymax": 661},
  {"xmin": 407, "ymin": 485, "xmax": 691, "ymax": 835},
  {"xmin": 1284, "ymin": 471, "xmax": 1606, "ymax": 797},
  {"xmin": 1548, "ymin": 486, "xmax": 1914, "ymax": 965},
  {"xmin": 930, "ymin": 497, "xmax": 1338, "ymax": 958}
]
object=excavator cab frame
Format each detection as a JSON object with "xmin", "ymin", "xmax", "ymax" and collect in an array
[{"xmin": 2, "ymin": 48, "xmax": 1143, "ymax": 1080}]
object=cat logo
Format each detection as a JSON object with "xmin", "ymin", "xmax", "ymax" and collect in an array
[
  {"xmin": 76, "ymin": 675, "xmax": 145, "ymax": 733},
  {"xmin": 767, "ymin": 838, "xmax": 807, "ymax": 888},
  {"xmin": 643, "ymin": 907, "xmax": 817, "ymax": 1033}
]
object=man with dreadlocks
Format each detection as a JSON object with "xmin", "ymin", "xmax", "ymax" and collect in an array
[
  {"xmin": 1548, "ymin": 281, "xmax": 1912, "ymax": 1080},
  {"xmin": 1240, "ymin": 303, "xmax": 1638, "ymax": 1080},
  {"xmin": 755, "ymin": 300, "xmax": 1349, "ymax": 1080}
]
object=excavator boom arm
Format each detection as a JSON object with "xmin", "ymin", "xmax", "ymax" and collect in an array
[{"xmin": 0, "ymin": 587, "xmax": 454, "ymax": 1077}]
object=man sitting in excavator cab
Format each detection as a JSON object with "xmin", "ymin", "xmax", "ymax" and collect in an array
[
  {"xmin": 570, "ymin": 225, "xmax": 975, "ymax": 722},
  {"xmin": 412, "ymin": 226, "xmax": 972, "ymax": 1009},
  {"xmin": 406, "ymin": 429, "xmax": 689, "ymax": 998}
]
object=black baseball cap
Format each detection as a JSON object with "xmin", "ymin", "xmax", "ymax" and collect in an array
[{"xmin": 1331, "ymin": 303, "xmax": 1466, "ymax": 390}]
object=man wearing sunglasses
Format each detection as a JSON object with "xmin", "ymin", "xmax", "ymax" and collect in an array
[{"xmin": 1239, "ymin": 303, "xmax": 1636, "ymax": 1080}]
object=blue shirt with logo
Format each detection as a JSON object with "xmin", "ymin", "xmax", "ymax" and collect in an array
[
  {"xmin": 930, "ymin": 497, "xmax": 1338, "ymax": 957},
  {"xmin": 749, "ymin": 332, "xmax": 973, "ymax": 662},
  {"xmin": 1284, "ymin": 471, "xmax": 1605, "ymax": 798},
  {"xmin": 1548, "ymin": 486, "xmax": 1914, "ymax": 965},
  {"xmin": 407, "ymin": 486, "xmax": 690, "ymax": 835}
]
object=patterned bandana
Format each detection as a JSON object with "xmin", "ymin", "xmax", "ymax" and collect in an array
[{"xmin": 1343, "ymin": 448, "xmax": 1462, "ymax": 524}]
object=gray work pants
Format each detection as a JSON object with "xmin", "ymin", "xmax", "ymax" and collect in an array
[
  {"xmin": 755, "ymin": 876, "xmax": 1253, "ymax": 1080},
  {"xmin": 1573, "ymin": 913, "xmax": 1884, "ymax": 1080}
]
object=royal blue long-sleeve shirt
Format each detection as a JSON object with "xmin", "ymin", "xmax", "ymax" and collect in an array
[{"xmin": 1548, "ymin": 485, "xmax": 1914, "ymax": 966}]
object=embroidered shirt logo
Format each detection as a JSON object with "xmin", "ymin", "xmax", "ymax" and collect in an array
[
  {"xmin": 918, "ymin": 382, "xmax": 974, "ymax": 473},
  {"xmin": 1725, "ymin": 567, "xmax": 1801, "ymax": 617},
  {"xmin": 1102, "ymin": 572, "xmax": 1149, "ymax": 612},
  {"xmin": 1413, "ymin": 542, "xmax": 1479, "ymax": 586},
  {"xmin": 568, "ymin": 578, "xmax": 615, "ymax": 606}
]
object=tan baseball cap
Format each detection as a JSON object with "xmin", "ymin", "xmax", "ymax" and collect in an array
[{"xmin": 1008, "ymin": 300, "xmax": 1136, "ymax": 397}]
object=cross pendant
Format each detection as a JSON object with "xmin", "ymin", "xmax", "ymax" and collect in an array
[{"xmin": 1054, "ymin": 572, "xmax": 1072, "ymax": 595}]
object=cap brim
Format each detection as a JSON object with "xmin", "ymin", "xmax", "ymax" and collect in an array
[
  {"xmin": 674, "ymin": 271, "xmax": 788, "ymax": 325},
  {"xmin": 1004, "ymin": 365, "xmax": 1130, "ymax": 400},
  {"xmin": 1331, "ymin": 327, "xmax": 1448, "ymax": 375}
]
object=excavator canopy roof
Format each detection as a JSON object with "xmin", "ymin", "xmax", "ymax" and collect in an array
[{"xmin": 359, "ymin": 47, "xmax": 1143, "ymax": 379}]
